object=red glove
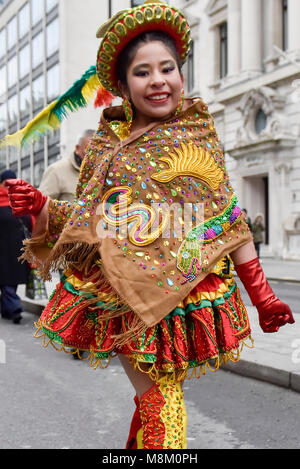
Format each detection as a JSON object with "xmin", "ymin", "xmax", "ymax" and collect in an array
[
  {"xmin": 5, "ymin": 179, "xmax": 48, "ymax": 216},
  {"xmin": 235, "ymin": 257, "xmax": 295, "ymax": 333}
]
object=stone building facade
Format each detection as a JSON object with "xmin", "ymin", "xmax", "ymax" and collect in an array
[
  {"xmin": 1, "ymin": 0, "xmax": 300, "ymax": 258},
  {"xmin": 174, "ymin": 0, "xmax": 300, "ymax": 259}
]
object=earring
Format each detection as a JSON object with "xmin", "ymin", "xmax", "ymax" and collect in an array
[
  {"xmin": 175, "ymin": 89, "xmax": 185, "ymax": 116},
  {"xmin": 122, "ymin": 96, "xmax": 133, "ymax": 126}
]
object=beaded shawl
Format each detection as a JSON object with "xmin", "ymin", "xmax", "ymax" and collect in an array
[{"xmin": 23, "ymin": 98, "xmax": 252, "ymax": 329}]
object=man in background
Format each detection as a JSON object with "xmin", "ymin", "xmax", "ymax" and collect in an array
[
  {"xmin": 242, "ymin": 208, "xmax": 253, "ymax": 233},
  {"xmin": 39, "ymin": 129, "xmax": 94, "ymax": 202}
]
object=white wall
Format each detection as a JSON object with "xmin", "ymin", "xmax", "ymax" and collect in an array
[{"xmin": 58, "ymin": 0, "xmax": 112, "ymax": 157}]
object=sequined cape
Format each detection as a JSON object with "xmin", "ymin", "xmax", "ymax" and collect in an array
[{"xmin": 23, "ymin": 98, "xmax": 252, "ymax": 328}]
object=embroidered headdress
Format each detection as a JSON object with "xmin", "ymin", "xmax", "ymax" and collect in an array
[
  {"xmin": 0, "ymin": 1, "xmax": 190, "ymax": 149},
  {"xmin": 96, "ymin": 0, "xmax": 191, "ymax": 96}
]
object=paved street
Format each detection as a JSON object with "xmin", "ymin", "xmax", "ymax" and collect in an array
[{"xmin": 0, "ymin": 311, "xmax": 300, "ymax": 449}]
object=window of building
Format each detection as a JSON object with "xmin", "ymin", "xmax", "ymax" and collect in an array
[
  {"xmin": 20, "ymin": 85, "xmax": 30, "ymax": 118},
  {"xmin": 0, "ymin": 148, "xmax": 6, "ymax": 171},
  {"xmin": 7, "ymin": 16, "xmax": 17, "ymax": 50},
  {"xmin": 255, "ymin": 109, "xmax": 267, "ymax": 134},
  {"xmin": 7, "ymin": 55, "xmax": 17, "ymax": 88},
  {"xmin": 46, "ymin": 0, "xmax": 58, "ymax": 13},
  {"xmin": 32, "ymin": 74, "xmax": 45, "ymax": 110},
  {"xmin": 21, "ymin": 145, "xmax": 30, "ymax": 159},
  {"xmin": 283, "ymin": 0, "xmax": 288, "ymax": 51},
  {"xmin": 8, "ymin": 94, "xmax": 18, "ymax": 125},
  {"xmin": 19, "ymin": 44, "xmax": 30, "ymax": 79},
  {"xmin": 21, "ymin": 165, "xmax": 31, "ymax": 182},
  {"xmin": 48, "ymin": 128, "xmax": 60, "ymax": 149},
  {"xmin": 0, "ymin": 65, "xmax": 6, "ymax": 96},
  {"xmin": 46, "ymin": 18, "xmax": 59, "ymax": 58},
  {"xmin": 48, "ymin": 153, "xmax": 60, "ymax": 166},
  {"xmin": 31, "ymin": 0, "xmax": 44, "ymax": 26},
  {"xmin": 220, "ymin": 22, "xmax": 228, "ymax": 79},
  {"xmin": 0, "ymin": 0, "xmax": 10, "ymax": 11},
  {"xmin": 47, "ymin": 63, "xmax": 59, "ymax": 101},
  {"xmin": 9, "ymin": 146, "xmax": 18, "ymax": 164},
  {"xmin": 0, "ymin": 29, "xmax": 6, "ymax": 59},
  {"xmin": 32, "ymin": 32, "xmax": 44, "ymax": 69},
  {"xmin": 33, "ymin": 137, "xmax": 44, "ymax": 154},
  {"xmin": 19, "ymin": 3, "xmax": 30, "ymax": 39},
  {"xmin": 34, "ymin": 160, "xmax": 45, "ymax": 186},
  {"xmin": 0, "ymin": 103, "xmax": 7, "ymax": 132},
  {"xmin": 187, "ymin": 40, "xmax": 194, "ymax": 93}
]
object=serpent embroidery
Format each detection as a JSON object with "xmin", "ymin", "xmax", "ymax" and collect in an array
[
  {"xmin": 101, "ymin": 186, "xmax": 170, "ymax": 246},
  {"xmin": 177, "ymin": 195, "xmax": 241, "ymax": 282}
]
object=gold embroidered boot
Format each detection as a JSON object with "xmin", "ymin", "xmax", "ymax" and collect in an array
[{"xmin": 137, "ymin": 377, "xmax": 187, "ymax": 449}]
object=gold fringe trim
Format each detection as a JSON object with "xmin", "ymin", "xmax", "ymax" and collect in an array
[
  {"xmin": 34, "ymin": 321, "xmax": 254, "ymax": 382},
  {"xmin": 127, "ymin": 335, "xmax": 254, "ymax": 382},
  {"xmin": 34, "ymin": 320, "xmax": 113, "ymax": 370},
  {"xmin": 21, "ymin": 238, "xmax": 101, "ymax": 282}
]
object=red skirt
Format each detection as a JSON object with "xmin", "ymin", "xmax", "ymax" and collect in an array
[{"xmin": 34, "ymin": 268, "xmax": 253, "ymax": 381}]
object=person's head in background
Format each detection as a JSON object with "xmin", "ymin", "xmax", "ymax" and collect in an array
[
  {"xmin": 254, "ymin": 213, "xmax": 263, "ymax": 224},
  {"xmin": 0, "ymin": 169, "xmax": 17, "ymax": 187},
  {"xmin": 74, "ymin": 129, "xmax": 95, "ymax": 163}
]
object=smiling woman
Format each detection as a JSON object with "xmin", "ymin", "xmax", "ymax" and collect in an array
[
  {"xmin": 1, "ymin": 0, "xmax": 294, "ymax": 451},
  {"xmin": 118, "ymin": 37, "xmax": 184, "ymax": 130}
]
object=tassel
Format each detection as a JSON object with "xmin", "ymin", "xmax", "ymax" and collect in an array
[
  {"xmin": 0, "ymin": 65, "xmax": 113, "ymax": 149},
  {"xmin": 94, "ymin": 86, "xmax": 114, "ymax": 108},
  {"xmin": 50, "ymin": 66, "xmax": 100, "ymax": 122},
  {"xmin": 0, "ymin": 101, "xmax": 60, "ymax": 149}
]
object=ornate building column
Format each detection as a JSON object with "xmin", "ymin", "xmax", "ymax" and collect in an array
[
  {"xmin": 264, "ymin": 0, "xmax": 283, "ymax": 72},
  {"xmin": 240, "ymin": 0, "xmax": 262, "ymax": 77},
  {"xmin": 288, "ymin": 0, "xmax": 300, "ymax": 52},
  {"xmin": 227, "ymin": 0, "xmax": 241, "ymax": 77}
]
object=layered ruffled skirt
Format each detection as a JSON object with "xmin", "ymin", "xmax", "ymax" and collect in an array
[{"xmin": 34, "ymin": 268, "xmax": 253, "ymax": 381}]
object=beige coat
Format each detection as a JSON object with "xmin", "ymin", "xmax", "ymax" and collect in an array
[{"xmin": 39, "ymin": 153, "xmax": 81, "ymax": 202}]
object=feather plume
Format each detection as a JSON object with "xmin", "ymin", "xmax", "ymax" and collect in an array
[
  {"xmin": 51, "ymin": 66, "xmax": 100, "ymax": 122},
  {"xmin": 0, "ymin": 101, "xmax": 60, "ymax": 149},
  {"xmin": 0, "ymin": 65, "xmax": 111, "ymax": 149},
  {"xmin": 94, "ymin": 86, "xmax": 114, "ymax": 108}
]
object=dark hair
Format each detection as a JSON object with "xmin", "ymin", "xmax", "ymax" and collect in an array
[{"xmin": 116, "ymin": 31, "xmax": 182, "ymax": 86}]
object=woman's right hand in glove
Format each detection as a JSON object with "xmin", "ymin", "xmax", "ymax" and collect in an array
[
  {"xmin": 5, "ymin": 179, "xmax": 48, "ymax": 216},
  {"xmin": 235, "ymin": 256, "xmax": 295, "ymax": 333}
]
